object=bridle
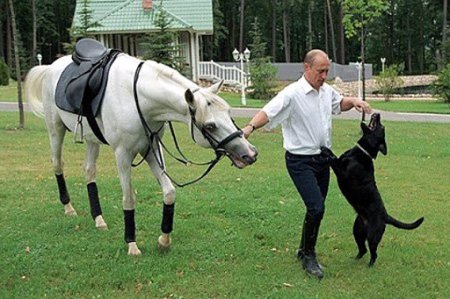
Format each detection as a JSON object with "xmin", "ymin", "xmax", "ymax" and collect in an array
[
  {"xmin": 132, "ymin": 61, "xmax": 243, "ymax": 187},
  {"xmin": 188, "ymin": 105, "xmax": 243, "ymax": 157}
]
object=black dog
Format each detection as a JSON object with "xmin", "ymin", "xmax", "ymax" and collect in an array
[{"xmin": 321, "ymin": 113, "xmax": 424, "ymax": 266}]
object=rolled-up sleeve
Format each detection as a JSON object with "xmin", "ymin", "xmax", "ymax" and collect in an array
[
  {"xmin": 331, "ymin": 88, "xmax": 343, "ymax": 115},
  {"xmin": 262, "ymin": 92, "xmax": 291, "ymax": 130}
]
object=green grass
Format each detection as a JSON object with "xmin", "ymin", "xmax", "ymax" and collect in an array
[
  {"xmin": 1, "ymin": 111, "xmax": 449, "ymax": 298},
  {"xmin": 0, "ymin": 80, "xmax": 20, "ymax": 102},
  {"xmin": 369, "ymin": 100, "xmax": 450, "ymax": 114}
]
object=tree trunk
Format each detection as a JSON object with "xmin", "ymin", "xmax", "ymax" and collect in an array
[
  {"xmin": 326, "ymin": 0, "xmax": 337, "ymax": 62},
  {"xmin": 271, "ymin": 0, "xmax": 277, "ymax": 62},
  {"xmin": 407, "ymin": 8, "xmax": 412, "ymax": 74},
  {"xmin": 239, "ymin": 0, "xmax": 245, "ymax": 51},
  {"xmin": 8, "ymin": 0, "xmax": 24, "ymax": 129},
  {"xmin": 32, "ymin": 0, "xmax": 37, "ymax": 66},
  {"xmin": 282, "ymin": 0, "xmax": 290, "ymax": 62},
  {"xmin": 6, "ymin": 5, "xmax": 12, "ymax": 67},
  {"xmin": 443, "ymin": 0, "xmax": 448, "ymax": 61},
  {"xmin": 307, "ymin": 0, "xmax": 313, "ymax": 50},
  {"xmin": 324, "ymin": 3, "xmax": 329, "ymax": 54},
  {"xmin": 338, "ymin": 4, "xmax": 345, "ymax": 64}
]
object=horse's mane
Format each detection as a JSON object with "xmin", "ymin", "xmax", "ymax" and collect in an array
[
  {"xmin": 149, "ymin": 61, "xmax": 195, "ymax": 90},
  {"xmin": 148, "ymin": 60, "xmax": 230, "ymax": 122}
]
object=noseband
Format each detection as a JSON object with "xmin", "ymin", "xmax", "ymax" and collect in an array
[
  {"xmin": 132, "ymin": 61, "xmax": 243, "ymax": 187},
  {"xmin": 188, "ymin": 105, "xmax": 243, "ymax": 158}
]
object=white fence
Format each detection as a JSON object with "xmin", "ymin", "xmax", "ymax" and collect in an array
[{"xmin": 198, "ymin": 61, "xmax": 249, "ymax": 87}]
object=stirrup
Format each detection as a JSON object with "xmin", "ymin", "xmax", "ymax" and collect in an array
[{"xmin": 73, "ymin": 116, "xmax": 84, "ymax": 144}]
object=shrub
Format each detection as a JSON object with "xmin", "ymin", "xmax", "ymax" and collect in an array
[
  {"xmin": 0, "ymin": 58, "xmax": 9, "ymax": 86},
  {"xmin": 432, "ymin": 63, "xmax": 450, "ymax": 104},
  {"xmin": 248, "ymin": 60, "xmax": 277, "ymax": 100},
  {"xmin": 375, "ymin": 64, "xmax": 404, "ymax": 101}
]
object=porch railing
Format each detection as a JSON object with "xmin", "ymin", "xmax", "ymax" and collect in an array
[{"xmin": 198, "ymin": 60, "xmax": 249, "ymax": 87}]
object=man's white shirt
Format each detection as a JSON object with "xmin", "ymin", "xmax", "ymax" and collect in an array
[{"xmin": 262, "ymin": 76, "xmax": 342, "ymax": 155}]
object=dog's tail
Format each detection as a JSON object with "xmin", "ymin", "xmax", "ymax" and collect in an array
[{"xmin": 386, "ymin": 215, "xmax": 424, "ymax": 230}]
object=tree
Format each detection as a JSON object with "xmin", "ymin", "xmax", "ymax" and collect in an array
[
  {"xmin": 432, "ymin": 63, "xmax": 450, "ymax": 104},
  {"xmin": 441, "ymin": 0, "xmax": 448, "ymax": 65},
  {"xmin": 326, "ymin": 0, "xmax": 337, "ymax": 62},
  {"xmin": 248, "ymin": 17, "xmax": 277, "ymax": 100},
  {"xmin": 140, "ymin": 0, "xmax": 187, "ymax": 76},
  {"xmin": 0, "ymin": 57, "xmax": 9, "ymax": 85},
  {"xmin": 8, "ymin": 0, "xmax": 24, "ymax": 128},
  {"xmin": 65, "ymin": 0, "xmax": 100, "ymax": 52},
  {"xmin": 339, "ymin": 0, "xmax": 389, "ymax": 101}
]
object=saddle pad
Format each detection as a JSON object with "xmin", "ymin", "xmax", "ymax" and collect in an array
[{"xmin": 55, "ymin": 50, "xmax": 120, "ymax": 116}]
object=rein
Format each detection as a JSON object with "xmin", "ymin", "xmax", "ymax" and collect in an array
[{"xmin": 131, "ymin": 61, "xmax": 241, "ymax": 187}]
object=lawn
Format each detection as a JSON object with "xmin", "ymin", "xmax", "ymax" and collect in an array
[
  {"xmin": 1, "ymin": 111, "xmax": 448, "ymax": 298},
  {"xmin": 0, "ymin": 80, "xmax": 20, "ymax": 102}
]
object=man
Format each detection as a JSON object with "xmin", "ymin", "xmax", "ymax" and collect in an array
[{"xmin": 242, "ymin": 49, "xmax": 371, "ymax": 279}]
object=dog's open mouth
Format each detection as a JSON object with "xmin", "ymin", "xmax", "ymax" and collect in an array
[{"xmin": 368, "ymin": 113, "xmax": 381, "ymax": 131}]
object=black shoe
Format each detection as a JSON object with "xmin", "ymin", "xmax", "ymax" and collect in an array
[
  {"xmin": 302, "ymin": 253, "xmax": 324, "ymax": 279},
  {"xmin": 298, "ymin": 249, "xmax": 324, "ymax": 271}
]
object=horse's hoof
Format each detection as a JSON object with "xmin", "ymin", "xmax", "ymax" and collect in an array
[
  {"xmin": 64, "ymin": 203, "xmax": 77, "ymax": 216},
  {"xmin": 95, "ymin": 215, "xmax": 108, "ymax": 230},
  {"xmin": 157, "ymin": 235, "xmax": 171, "ymax": 251},
  {"xmin": 127, "ymin": 242, "xmax": 142, "ymax": 255}
]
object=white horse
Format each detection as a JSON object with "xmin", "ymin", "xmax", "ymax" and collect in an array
[{"xmin": 25, "ymin": 53, "xmax": 258, "ymax": 255}]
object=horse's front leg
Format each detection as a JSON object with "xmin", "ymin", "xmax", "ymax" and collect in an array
[
  {"xmin": 114, "ymin": 147, "xmax": 141, "ymax": 255},
  {"xmin": 146, "ymin": 144, "xmax": 176, "ymax": 251},
  {"xmin": 85, "ymin": 142, "xmax": 107, "ymax": 230}
]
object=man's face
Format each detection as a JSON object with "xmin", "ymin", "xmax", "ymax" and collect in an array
[{"xmin": 304, "ymin": 55, "xmax": 330, "ymax": 90}]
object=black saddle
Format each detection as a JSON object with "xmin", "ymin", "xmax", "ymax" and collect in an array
[{"xmin": 55, "ymin": 38, "xmax": 121, "ymax": 144}]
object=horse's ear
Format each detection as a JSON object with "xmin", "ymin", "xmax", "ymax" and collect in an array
[
  {"xmin": 207, "ymin": 80, "xmax": 224, "ymax": 94},
  {"xmin": 185, "ymin": 89, "xmax": 195, "ymax": 108}
]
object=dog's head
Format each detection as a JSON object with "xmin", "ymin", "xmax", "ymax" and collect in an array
[{"xmin": 360, "ymin": 113, "xmax": 387, "ymax": 159}]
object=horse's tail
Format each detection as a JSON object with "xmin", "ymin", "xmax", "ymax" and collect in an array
[
  {"xmin": 386, "ymin": 215, "xmax": 424, "ymax": 230},
  {"xmin": 24, "ymin": 65, "xmax": 50, "ymax": 118}
]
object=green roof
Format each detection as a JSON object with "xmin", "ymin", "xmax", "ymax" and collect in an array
[{"xmin": 73, "ymin": 0, "xmax": 213, "ymax": 34}]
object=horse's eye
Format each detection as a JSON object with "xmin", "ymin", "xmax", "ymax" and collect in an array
[{"xmin": 204, "ymin": 122, "xmax": 217, "ymax": 131}]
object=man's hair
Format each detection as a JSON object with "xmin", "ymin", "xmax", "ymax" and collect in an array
[{"xmin": 304, "ymin": 49, "xmax": 329, "ymax": 65}]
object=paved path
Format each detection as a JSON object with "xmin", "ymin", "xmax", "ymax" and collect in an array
[
  {"xmin": 2, "ymin": 102, "xmax": 450, "ymax": 123},
  {"xmin": 231, "ymin": 107, "xmax": 450, "ymax": 123}
]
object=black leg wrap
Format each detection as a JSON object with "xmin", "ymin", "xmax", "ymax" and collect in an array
[
  {"xmin": 161, "ymin": 203, "xmax": 175, "ymax": 234},
  {"xmin": 55, "ymin": 174, "xmax": 70, "ymax": 205},
  {"xmin": 124, "ymin": 209, "xmax": 136, "ymax": 243},
  {"xmin": 87, "ymin": 182, "xmax": 102, "ymax": 219}
]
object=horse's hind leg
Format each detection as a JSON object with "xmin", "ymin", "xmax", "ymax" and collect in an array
[
  {"xmin": 145, "ymin": 145, "xmax": 176, "ymax": 251},
  {"xmin": 85, "ymin": 141, "xmax": 107, "ymax": 230},
  {"xmin": 47, "ymin": 117, "xmax": 77, "ymax": 216},
  {"xmin": 114, "ymin": 147, "xmax": 141, "ymax": 255}
]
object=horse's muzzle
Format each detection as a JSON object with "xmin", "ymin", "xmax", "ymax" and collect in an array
[{"xmin": 228, "ymin": 144, "xmax": 258, "ymax": 169}]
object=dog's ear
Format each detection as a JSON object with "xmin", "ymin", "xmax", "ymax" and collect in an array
[{"xmin": 360, "ymin": 122, "xmax": 371, "ymax": 135}]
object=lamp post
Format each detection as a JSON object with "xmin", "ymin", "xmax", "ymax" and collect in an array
[
  {"xmin": 233, "ymin": 48, "xmax": 251, "ymax": 106},
  {"xmin": 37, "ymin": 53, "xmax": 42, "ymax": 65},
  {"xmin": 380, "ymin": 57, "xmax": 386, "ymax": 73}
]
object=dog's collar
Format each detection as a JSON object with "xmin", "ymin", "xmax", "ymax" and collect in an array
[{"xmin": 356, "ymin": 143, "xmax": 373, "ymax": 160}]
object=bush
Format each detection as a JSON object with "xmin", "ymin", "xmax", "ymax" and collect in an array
[
  {"xmin": 248, "ymin": 59, "xmax": 277, "ymax": 101},
  {"xmin": 375, "ymin": 64, "xmax": 404, "ymax": 101},
  {"xmin": 0, "ymin": 58, "xmax": 9, "ymax": 86},
  {"xmin": 432, "ymin": 63, "xmax": 450, "ymax": 104}
]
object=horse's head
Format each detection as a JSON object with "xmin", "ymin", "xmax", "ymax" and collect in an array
[{"xmin": 185, "ymin": 81, "xmax": 258, "ymax": 168}]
